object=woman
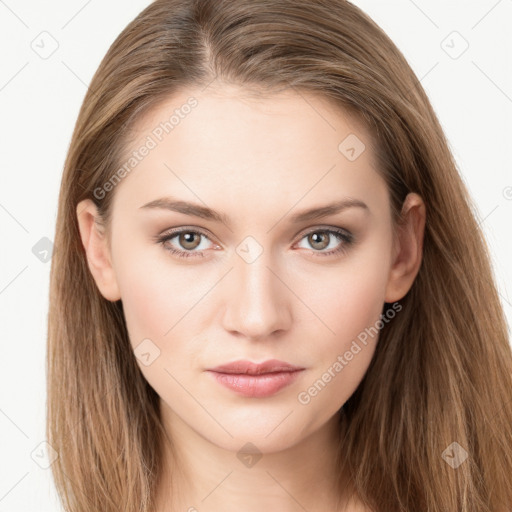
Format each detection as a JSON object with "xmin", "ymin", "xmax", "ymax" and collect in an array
[{"xmin": 47, "ymin": 0, "xmax": 512, "ymax": 511}]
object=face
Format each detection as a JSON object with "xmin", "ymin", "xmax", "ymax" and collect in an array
[{"xmin": 79, "ymin": 83, "xmax": 417, "ymax": 455}]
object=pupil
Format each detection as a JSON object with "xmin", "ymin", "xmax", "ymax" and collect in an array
[
  {"xmin": 310, "ymin": 232, "xmax": 328, "ymax": 249},
  {"xmin": 181, "ymin": 232, "xmax": 198, "ymax": 249}
]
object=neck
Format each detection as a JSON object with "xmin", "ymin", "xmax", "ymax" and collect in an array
[{"xmin": 154, "ymin": 401, "xmax": 357, "ymax": 512}]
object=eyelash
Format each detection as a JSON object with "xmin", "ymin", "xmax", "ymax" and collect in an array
[{"xmin": 155, "ymin": 226, "xmax": 354, "ymax": 260}]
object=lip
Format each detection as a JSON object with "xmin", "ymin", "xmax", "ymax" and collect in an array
[
  {"xmin": 206, "ymin": 359, "xmax": 305, "ymax": 398},
  {"xmin": 208, "ymin": 359, "xmax": 304, "ymax": 375}
]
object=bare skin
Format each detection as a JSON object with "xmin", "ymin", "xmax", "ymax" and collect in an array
[{"xmin": 77, "ymin": 82, "xmax": 425, "ymax": 511}]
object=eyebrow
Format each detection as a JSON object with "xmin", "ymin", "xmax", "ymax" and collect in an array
[{"xmin": 139, "ymin": 196, "xmax": 369, "ymax": 226}]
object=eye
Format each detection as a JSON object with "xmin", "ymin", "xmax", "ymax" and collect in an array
[
  {"xmin": 295, "ymin": 227, "xmax": 354, "ymax": 257},
  {"xmin": 155, "ymin": 228, "xmax": 218, "ymax": 259},
  {"xmin": 155, "ymin": 226, "xmax": 354, "ymax": 260}
]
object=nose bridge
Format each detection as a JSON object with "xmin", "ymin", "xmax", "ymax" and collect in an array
[{"xmin": 221, "ymin": 243, "xmax": 291, "ymax": 339}]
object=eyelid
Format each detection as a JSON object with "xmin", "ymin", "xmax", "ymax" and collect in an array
[
  {"xmin": 156, "ymin": 225, "xmax": 219, "ymax": 243},
  {"xmin": 156, "ymin": 224, "xmax": 352, "ymax": 244},
  {"xmin": 296, "ymin": 224, "xmax": 353, "ymax": 240},
  {"xmin": 155, "ymin": 224, "xmax": 354, "ymax": 259},
  {"xmin": 153, "ymin": 226, "xmax": 222, "ymax": 256}
]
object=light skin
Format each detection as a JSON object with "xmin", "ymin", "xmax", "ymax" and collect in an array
[{"xmin": 76, "ymin": 83, "xmax": 425, "ymax": 511}]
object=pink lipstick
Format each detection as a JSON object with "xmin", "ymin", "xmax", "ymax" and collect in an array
[{"xmin": 206, "ymin": 359, "xmax": 305, "ymax": 398}]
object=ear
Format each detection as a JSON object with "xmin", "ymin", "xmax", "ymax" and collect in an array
[
  {"xmin": 384, "ymin": 192, "xmax": 426, "ymax": 303},
  {"xmin": 76, "ymin": 199, "xmax": 121, "ymax": 302}
]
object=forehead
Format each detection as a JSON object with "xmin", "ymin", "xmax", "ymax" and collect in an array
[
  {"xmin": 111, "ymin": 83, "xmax": 386, "ymax": 219},
  {"xmin": 123, "ymin": 82, "xmax": 374, "ymax": 164}
]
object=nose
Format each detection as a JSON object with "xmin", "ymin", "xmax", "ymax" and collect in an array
[{"xmin": 221, "ymin": 250, "xmax": 293, "ymax": 341}]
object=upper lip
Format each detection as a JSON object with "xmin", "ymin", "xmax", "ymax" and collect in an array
[{"xmin": 208, "ymin": 359, "xmax": 305, "ymax": 375}]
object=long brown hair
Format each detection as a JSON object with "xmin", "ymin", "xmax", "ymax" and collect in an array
[{"xmin": 47, "ymin": 1, "xmax": 512, "ymax": 510}]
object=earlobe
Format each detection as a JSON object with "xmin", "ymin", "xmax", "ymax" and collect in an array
[
  {"xmin": 76, "ymin": 199, "xmax": 121, "ymax": 302},
  {"xmin": 384, "ymin": 193, "xmax": 426, "ymax": 303}
]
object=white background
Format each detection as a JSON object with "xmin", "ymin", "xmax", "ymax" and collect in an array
[{"xmin": 0, "ymin": 0, "xmax": 511, "ymax": 510}]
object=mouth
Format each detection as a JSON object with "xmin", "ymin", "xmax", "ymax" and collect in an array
[{"xmin": 206, "ymin": 359, "xmax": 305, "ymax": 398}]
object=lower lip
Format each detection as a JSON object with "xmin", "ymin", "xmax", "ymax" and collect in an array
[{"xmin": 207, "ymin": 370, "xmax": 304, "ymax": 398}]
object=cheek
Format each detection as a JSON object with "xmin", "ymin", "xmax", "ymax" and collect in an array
[
  {"xmin": 116, "ymin": 225, "xmax": 391, "ymax": 351},
  {"xmin": 113, "ymin": 250, "xmax": 207, "ymax": 399},
  {"xmin": 110, "ymin": 250, "xmax": 177, "ymax": 384},
  {"xmin": 296, "ymin": 243, "xmax": 391, "ymax": 401},
  {"xmin": 303, "ymin": 248, "xmax": 390, "ymax": 347},
  {"xmin": 113, "ymin": 240, "xmax": 206, "ymax": 343},
  {"xmin": 326, "ymin": 268, "xmax": 387, "ymax": 341},
  {"xmin": 116, "ymin": 262, "xmax": 171, "ymax": 345}
]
